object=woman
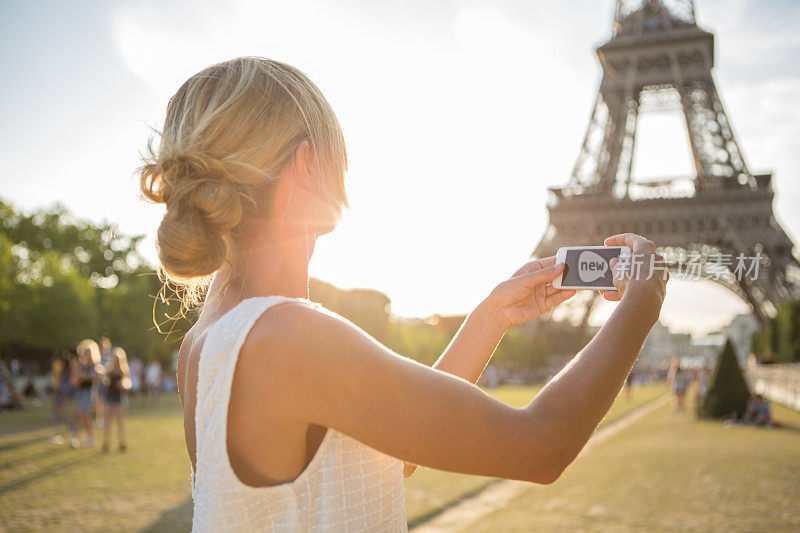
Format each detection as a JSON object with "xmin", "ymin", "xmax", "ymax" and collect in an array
[
  {"xmin": 70, "ymin": 339, "xmax": 100, "ymax": 448},
  {"xmin": 139, "ymin": 57, "xmax": 667, "ymax": 531},
  {"xmin": 672, "ymin": 365, "xmax": 691, "ymax": 413},
  {"xmin": 102, "ymin": 347, "xmax": 131, "ymax": 452}
]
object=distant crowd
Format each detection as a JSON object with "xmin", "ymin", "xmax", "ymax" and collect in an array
[
  {"xmin": 0, "ymin": 337, "xmax": 178, "ymax": 452},
  {"xmin": 667, "ymin": 357, "xmax": 775, "ymax": 427}
]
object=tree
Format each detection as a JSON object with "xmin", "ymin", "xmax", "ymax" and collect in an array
[
  {"xmin": 20, "ymin": 252, "xmax": 99, "ymax": 350},
  {"xmin": 0, "ymin": 198, "xmax": 186, "ymax": 365},
  {"xmin": 750, "ymin": 317, "xmax": 774, "ymax": 359},
  {"xmin": 0, "ymin": 200, "xmax": 145, "ymax": 287},
  {"xmin": 0, "ymin": 233, "xmax": 25, "ymax": 348},
  {"xmin": 309, "ymin": 279, "xmax": 390, "ymax": 342},
  {"xmin": 751, "ymin": 299, "xmax": 800, "ymax": 363},
  {"xmin": 493, "ymin": 326, "xmax": 550, "ymax": 368},
  {"xmin": 699, "ymin": 339, "xmax": 751, "ymax": 419},
  {"xmin": 775, "ymin": 299, "xmax": 800, "ymax": 363}
]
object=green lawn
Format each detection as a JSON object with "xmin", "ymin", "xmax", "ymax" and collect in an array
[
  {"xmin": 404, "ymin": 383, "xmax": 668, "ymax": 526},
  {"xmin": 468, "ymin": 387, "xmax": 800, "ymax": 532},
  {"xmin": 0, "ymin": 397, "xmax": 192, "ymax": 532},
  {"xmin": 0, "ymin": 383, "xmax": 666, "ymax": 531}
]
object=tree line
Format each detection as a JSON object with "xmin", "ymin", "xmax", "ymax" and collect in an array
[
  {"xmin": 750, "ymin": 298, "xmax": 800, "ymax": 363},
  {"xmin": 0, "ymin": 200, "xmax": 192, "ymax": 368},
  {"xmin": 1, "ymin": 199, "xmax": 590, "ymax": 373}
]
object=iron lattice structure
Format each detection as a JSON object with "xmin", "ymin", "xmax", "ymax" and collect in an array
[{"xmin": 533, "ymin": 0, "xmax": 800, "ymax": 322}]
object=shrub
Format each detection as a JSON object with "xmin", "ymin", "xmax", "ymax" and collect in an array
[{"xmin": 699, "ymin": 339, "xmax": 751, "ymax": 419}]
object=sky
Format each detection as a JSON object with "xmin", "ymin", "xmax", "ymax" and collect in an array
[{"xmin": 2, "ymin": 0, "xmax": 799, "ymax": 335}]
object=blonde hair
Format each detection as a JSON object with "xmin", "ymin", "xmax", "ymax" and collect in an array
[
  {"xmin": 76, "ymin": 339, "xmax": 101, "ymax": 366},
  {"xmin": 138, "ymin": 57, "xmax": 348, "ymax": 305},
  {"xmin": 109, "ymin": 347, "xmax": 132, "ymax": 389}
]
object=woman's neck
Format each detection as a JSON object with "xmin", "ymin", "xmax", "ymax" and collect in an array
[{"xmin": 204, "ymin": 240, "xmax": 309, "ymax": 310}]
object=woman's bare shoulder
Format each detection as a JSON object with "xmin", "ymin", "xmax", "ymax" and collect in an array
[
  {"xmin": 242, "ymin": 301, "xmax": 356, "ymax": 363},
  {"xmin": 233, "ymin": 301, "xmax": 366, "ymax": 417}
]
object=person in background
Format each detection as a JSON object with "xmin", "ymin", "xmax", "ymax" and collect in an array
[
  {"xmin": 666, "ymin": 357, "xmax": 679, "ymax": 387},
  {"xmin": 671, "ymin": 365, "xmax": 690, "ymax": 413},
  {"xmin": 129, "ymin": 355, "xmax": 143, "ymax": 405},
  {"xmin": 625, "ymin": 370, "xmax": 634, "ymax": 400},
  {"xmin": 0, "ymin": 364, "xmax": 23, "ymax": 411},
  {"xmin": 70, "ymin": 340, "xmax": 100, "ymax": 447},
  {"xmin": 744, "ymin": 394, "xmax": 773, "ymax": 427},
  {"xmin": 95, "ymin": 336, "xmax": 113, "ymax": 427},
  {"xmin": 103, "ymin": 347, "xmax": 131, "ymax": 452},
  {"xmin": 145, "ymin": 359, "xmax": 162, "ymax": 404}
]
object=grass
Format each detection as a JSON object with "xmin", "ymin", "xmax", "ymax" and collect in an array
[
  {"xmin": 468, "ymin": 386, "xmax": 800, "ymax": 532},
  {"xmin": 8, "ymin": 383, "xmax": 794, "ymax": 532},
  {"xmin": 0, "ymin": 383, "xmax": 666, "ymax": 531},
  {"xmin": 404, "ymin": 382, "xmax": 668, "ymax": 525},
  {"xmin": 0, "ymin": 396, "xmax": 192, "ymax": 532}
]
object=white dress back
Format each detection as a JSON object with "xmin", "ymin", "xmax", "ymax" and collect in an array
[{"xmin": 191, "ymin": 296, "xmax": 407, "ymax": 532}]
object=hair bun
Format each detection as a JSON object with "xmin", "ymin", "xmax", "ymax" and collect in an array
[
  {"xmin": 143, "ymin": 150, "xmax": 247, "ymax": 280},
  {"xmin": 186, "ymin": 179, "xmax": 243, "ymax": 231}
]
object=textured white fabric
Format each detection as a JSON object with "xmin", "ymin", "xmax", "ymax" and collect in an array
[{"xmin": 191, "ymin": 296, "xmax": 407, "ymax": 532}]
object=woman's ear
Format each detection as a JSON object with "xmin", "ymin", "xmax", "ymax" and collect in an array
[
  {"xmin": 272, "ymin": 145, "xmax": 305, "ymax": 223},
  {"xmin": 271, "ymin": 140, "xmax": 313, "ymax": 222},
  {"xmin": 291, "ymin": 140, "xmax": 315, "ymax": 180}
]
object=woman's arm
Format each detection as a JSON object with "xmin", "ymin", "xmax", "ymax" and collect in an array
[
  {"xmin": 431, "ymin": 257, "xmax": 572, "ymax": 383},
  {"xmin": 526, "ymin": 233, "xmax": 668, "ymax": 469},
  {"xmin": 402, "ymin": 257, "xmax": 572, "ymax": 476},
  {"xmin": 237, "ymin": 234, "xmax": 667, "ymax": 484}
]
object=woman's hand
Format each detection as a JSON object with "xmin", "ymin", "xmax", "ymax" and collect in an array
[
  {"xmin": 600, "ymin": 233, "xmax": 668, "ymax": 316},
  {"xmin": 487, "ymin": 256, "xmax": 576, "ymax": 330}
]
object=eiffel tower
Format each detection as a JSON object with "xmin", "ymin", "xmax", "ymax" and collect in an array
[{"xmin": 533, "ymin": 0, "xmax": 800, "ymax": 322}]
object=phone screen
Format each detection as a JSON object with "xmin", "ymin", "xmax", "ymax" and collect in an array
[{"xmin": 560, "ymin": 247, "xmax": 624, "ymax": 289}]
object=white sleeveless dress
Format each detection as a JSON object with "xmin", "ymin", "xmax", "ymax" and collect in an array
[{"xmin": 191, "ymin": 296, "xmax": 407, "ymax": 532}]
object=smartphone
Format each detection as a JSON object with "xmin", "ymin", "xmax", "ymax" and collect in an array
[{"xmin": 553, "ymin": 245, "xmax": 631, "ymax": 291}]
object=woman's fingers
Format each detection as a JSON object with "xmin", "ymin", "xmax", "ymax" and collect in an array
[
  {"xmin": 600, "ymin": 290, "xmax": 622, "ymax": 301},
  {"xmin": 545, "ymin": 284, "xmax": 569, "ymax": 297},
  {"xmin": 513, "ymin": 262, "xmax": 565, "ymax": 289},
  {"xmin": 511, "ymin": 256, "xmax": 557, "ymax": 278},
  {"xmin": 604, "ymin": 233, "xmax": 655, "ymax": 253},
  {"xmin": 532, "ymin": 283, "xmax": 545, "ymax": 315},
  {"xmin": 545, "ymin": 288, "xmax": 576, "ymax": 309},
  {"xmin": 603, "ymin": 233, "xmax": 630, "ymax": 247}
]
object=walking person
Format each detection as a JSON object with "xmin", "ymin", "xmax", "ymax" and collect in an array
[
  {"xmin": 70, "ymin": 340, "xmax": 100, "ymax": 448},
  {"xmin": 672, "ymin": 365, "xmax": 689, "ymax": 413},
  {"xmin": 138, "ymin": 57, "xmax": 668, "ymax": 530},
  {"xmin": 145, "ymin": 359, "xmax": 162, "ymax": 404},
  {"xmin": 103, "ymin": 347, "xmax": 131, "ymax": 452}
]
